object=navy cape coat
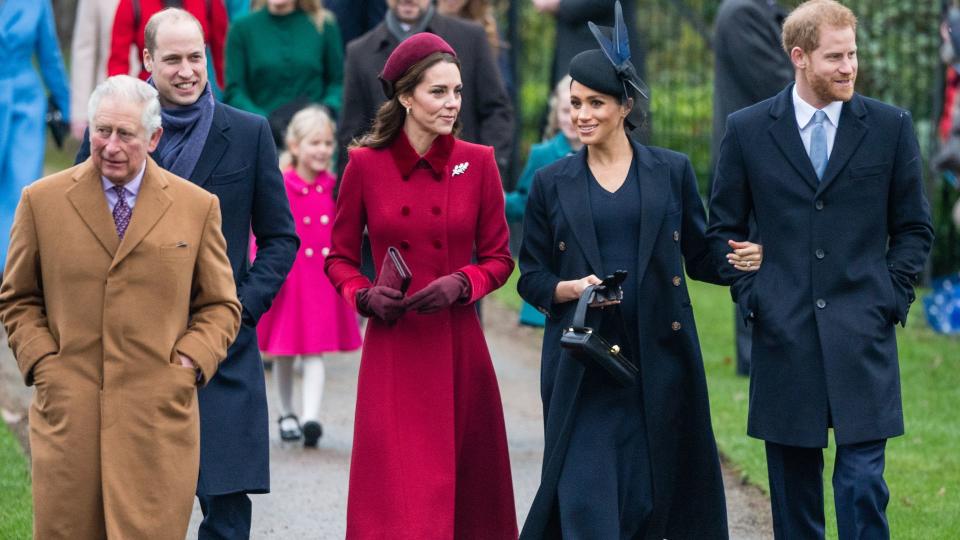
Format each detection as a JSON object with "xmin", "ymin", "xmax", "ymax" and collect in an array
[
  {"xmin": 518, "ymin": 140, "xmax": 729, "ymax": 539},
  {"xmin": 78, "ymin": 101, "xmax": 299, "ymax": 494}
]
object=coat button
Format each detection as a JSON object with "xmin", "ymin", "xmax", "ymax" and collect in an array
[
  {"xmin": 558, "ymin": 241, "xmax": 566, "ymax": 251},
  {"xmin": 400, "ymin": 240, "xmax": 410, "ymax": 250},
  {"xmin": 320, "ymin": 214, "xmax": 330, "ymax": 225},
  {"xmin": 401, "ymin": 206, "xmax": 410, "ymax": 216},
  {"xmin": 815, "ymin": 199, "xmax": 824, "ymax": 210},
  {"xmin": 301, "ymin": 187, "xmax": 309, "ymax": 195},
  {"xmin": 815, "ymin": 248, "xmax": 825, "ymax": 259},
  {"xmin": 321, "ymin": 247, "xmax": 330, "ymax": 257},
  {"xmin": 304, "ymin": 247, "xmax": 314, "ymax": 257},
  {"xmin": 302, "ymin": 216, "xmax": 312, "ymax": 225},
  {"xmin": 671, "ymin": 321, "xmax": 682, "ymax": 331},
  {"xmin": 316, "ymin": 185, "xmax": 324, "ymax": 194},
  {"xmin": 673, "ymin": 230, "xmax": 680, "ymax": 242},
  {"xmin": 672, "ymin": 276, "xmax": 681, "ymax": 286},
  {"xmin": 816, "ymin": 298, "xmax": 826, "ymax": 309},
  {"xmin": 431, "ymin": 206, "xmax": 441, "ymax": 216},
  {"xmin": 433, "ymin": 240, "xmax": 443, "ymax": 250}
]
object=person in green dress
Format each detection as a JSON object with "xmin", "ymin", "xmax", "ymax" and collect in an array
[{"xmin": 225, "ymin": 0, "xmax": 344, "ymax": 146}]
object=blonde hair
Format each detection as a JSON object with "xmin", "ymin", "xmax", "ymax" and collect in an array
[
  {"xmin": 253, "ymin": 0, "xmax": 333, "ymax": 30},
  {"xmin": 281, "ymin": 105, "xmax": 336, "ymax": 170},
  {"xmin": 782, "ymin": 0, "xmax": 858, "ymax": 54},
  {"xmin": 543, "ymin": 75, "xmax": 572, "ymax": 140}
]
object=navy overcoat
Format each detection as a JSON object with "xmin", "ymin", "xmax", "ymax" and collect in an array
[
  {"xmin": 518, "ymin": 141, "xmax": 729, "ymax": 539},
  {"xmin": 707, "ymin": 85, "xmax": 934, "ymax": 448},
  {"xmin": 78, "ymin": 101, "xmax": 299, "ymax": 495}
]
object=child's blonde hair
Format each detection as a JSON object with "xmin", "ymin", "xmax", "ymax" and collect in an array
[{"xmin": 280, "ymin": 105, "xmax": 336, "ymax": 170}]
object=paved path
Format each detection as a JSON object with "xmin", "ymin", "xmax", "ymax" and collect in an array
[{"xmin": 1, "ymin": 300, "xmax": 772, "ymax": 538}]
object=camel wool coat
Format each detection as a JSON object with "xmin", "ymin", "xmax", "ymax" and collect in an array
[{"xmin": 0, "ymin": 157, "xmax": 241, "ymax": 539}]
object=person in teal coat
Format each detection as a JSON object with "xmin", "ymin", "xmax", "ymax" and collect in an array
[
  {"xmin": 0, "ymin": 0, "xmax": 70, "ymax": 268},
  {"xmin": 506, "ymin": 75, "xmax": 580, "ymax": 326}
]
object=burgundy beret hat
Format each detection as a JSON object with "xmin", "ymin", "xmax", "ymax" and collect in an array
[{"xmin": 379, "ymin": 32, "xmax": 457, "ymax": 98}]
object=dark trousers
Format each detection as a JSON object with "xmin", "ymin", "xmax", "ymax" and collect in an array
[
  {"xmin": 198, "ymin": 492, "xmax": 252, "ymax": 540},
  {"xmin": 765, "ymin": 439, "xmax": 889, "ymax": 540}
]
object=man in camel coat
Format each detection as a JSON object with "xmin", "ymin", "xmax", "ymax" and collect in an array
[{"xmin": 0, "ymin": 75, "xmax": 240, "ymax": 539}]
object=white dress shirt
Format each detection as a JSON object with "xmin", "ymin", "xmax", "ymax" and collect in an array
[
  {"xmin": 793, "ymin": 85, "xmax": 843, "ymax": 159},
  {"xmin": 101, "ymin": 162, "xmax": 145, "ymax": 212}
]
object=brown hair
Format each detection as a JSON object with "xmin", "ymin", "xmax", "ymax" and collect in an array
[
  {"xmin": 782, "ymin": 0, "xmax": 858, "ymax": 54},
  {"xmin": 445, "ymin": 0, "xmax": 503, "ymax": 55},
  {"xmin": 352, "ymin": 52, "xmax": 462, "ymax": 149}
]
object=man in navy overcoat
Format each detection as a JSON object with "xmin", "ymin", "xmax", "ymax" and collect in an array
[
  {"xmin": 77, "ymin": 9, "xmax": 298, "ymax": 538},
  {"xmin": 708, "ymin": 1, "xmax": 933, "ymax": 538}
]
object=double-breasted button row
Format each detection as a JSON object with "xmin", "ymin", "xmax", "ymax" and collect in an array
[
  {"xmin": 304, "ymin": 247, "xmax": 330, "ymax": 258},
  {"xmin": 400, "ymin": 206, "xmax": 442, "ymax": 216},
  {"xmin": 301, "ymin": 215, "xmax": 329, "ymax": 226},
  {"xmin": 298, "ymin": 185, "xmax": 325, "ymax": 195}
]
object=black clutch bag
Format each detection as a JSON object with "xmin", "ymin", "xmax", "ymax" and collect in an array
[
  {"xmin": 560, "ymin": 284, "xmax": 639, "ymax": 387},
  {"xmin": 374, "ymin": 246, "xmax": 412, "ymax": 294},
  {"xmin": 45, "ymin": 95, "xmax": 68, "ymax": 149}
]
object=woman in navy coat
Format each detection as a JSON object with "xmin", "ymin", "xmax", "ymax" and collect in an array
[
  {"xmin": 0, "ymin": 0, "xmax": 70, "ymax": 268},
  {"xmin": 517, "ymin": 10, "xmax": 761, "ymax": 538}
]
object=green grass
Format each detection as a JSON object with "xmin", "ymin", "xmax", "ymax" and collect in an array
[
  {"xmin": 691, "ymin": 279, "xmax": 959, "ymax": 539},
  {"xmin": 0, "ymin": 422, "xmax": 32, "ymax": 538},
  {"xmin": 495, "ymin": 267, "xmax": 960, "ymax": 537}
]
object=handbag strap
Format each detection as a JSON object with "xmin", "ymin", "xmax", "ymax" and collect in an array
[{"xmin": 571, "ymin": 284, "xmax": 597, "ymax": 328}]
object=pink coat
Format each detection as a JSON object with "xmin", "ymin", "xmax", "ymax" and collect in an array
[
  {"xmin": 325, "ymin": 133, "xmax": 518, "ymax": 539},
  {"xmin": 256, "ymin": 169, "xmax": 361, "ymax": 356}
]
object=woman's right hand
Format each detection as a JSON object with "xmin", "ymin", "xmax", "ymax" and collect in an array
[
  {"xmin": 356, "ymin": 286, "xmax": 406, "ymax": 323},
  {"xmin": 553, "ymin": 275, "xmax": 603, "ymax": 303}
]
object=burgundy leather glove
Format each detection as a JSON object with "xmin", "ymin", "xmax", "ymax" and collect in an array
[
  {"xmin": 404, "ymin": 273, "xmax": 470, "ymax": 314},
  {"xmin": 356, "ymin": 286, "xmax": 406, "ymax": 323}
]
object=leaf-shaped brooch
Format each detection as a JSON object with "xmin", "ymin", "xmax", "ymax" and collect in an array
[{"xmin": 452, "ymin": 162, "xmax": 469, "ymax": 176}]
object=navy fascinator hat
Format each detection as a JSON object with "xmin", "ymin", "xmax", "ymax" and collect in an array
[{"xmin": 568, "ymin": 1, "xmax": 649, "ymax": 130}]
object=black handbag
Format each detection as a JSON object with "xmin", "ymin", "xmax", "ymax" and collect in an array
[{"xmin": 560, "ymin": 284, "xmax": 639, "ymax": 387}]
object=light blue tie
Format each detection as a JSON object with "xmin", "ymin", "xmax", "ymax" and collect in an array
[{"xmin": 809, "ymin": 110, "xmax": 828, "ymax": 180}]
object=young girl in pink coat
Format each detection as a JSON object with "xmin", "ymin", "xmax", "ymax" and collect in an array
[{"xmin": 256, "ymin": 106, "xmax": 362, "ymax": 447}]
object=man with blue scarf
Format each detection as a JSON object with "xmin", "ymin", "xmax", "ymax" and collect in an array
[{"xmin": 77, "ymin": 8, "xmax": 298, "ymax": 539}]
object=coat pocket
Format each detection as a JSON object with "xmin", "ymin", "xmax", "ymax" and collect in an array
[
  {"xmin": 848, "ymin": 163, "xmax": 889, "ymax": 179},
  {"xmin": 208, "ymin": 166, "xmax": 250, "ymax": 186}
]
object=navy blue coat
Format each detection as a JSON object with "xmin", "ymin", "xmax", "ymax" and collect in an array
[
  {"xmin": 77, "ymin": 101, "xmax": 299, "ymax": 495},
  {"xmin": 518, "ymin": 141, "xmax": 728, "ymax": 539},
  {"xmin": 707, "ymin": 85, "xmax": 934, "ymax": 448}
]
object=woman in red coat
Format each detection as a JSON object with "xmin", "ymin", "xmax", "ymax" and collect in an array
[{"xmin": 324, "ymin": 33, "xmax": 518, "ymax": 539}]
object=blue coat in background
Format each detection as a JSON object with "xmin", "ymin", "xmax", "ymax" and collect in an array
[
  {"xmin": 507, "ymin": 133, "xmax": 574, "ymax": 327},
  {"xmin": 518, "ymin": 140, "xmax": 729, "ymax": 538},
  {"xmin": 0, "ymin": 0, "xmax": 70, "ymax": 268},
  {"xmin": 77, "ymin": 101, "xmax": 299, "ymax": 497}
]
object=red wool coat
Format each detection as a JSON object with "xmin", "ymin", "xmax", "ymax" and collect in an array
[{"xmin": 325, "ymin": 132, "xmax": 518, "ymax": 539}]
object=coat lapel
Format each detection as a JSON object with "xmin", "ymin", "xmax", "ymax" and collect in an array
[
  {"xmin": 110, "ymin": 159, "xmax": 172, "ymax": 270},
  {"xmin": 767, "ymin": 86, "xmax": 820, "ymax": 192},
  {"xmin": 67, "ymin": 160, "xmax": 122, "ymax": 258},
  {"xmin": 188, "ymin": 104, "xmax": 230, "ymax": 188},
  {"xmin": 816, "ymin": 95, "xmax": 868, "ymax": 194},
  {"xmin": 555, "ymin": 150, "xmax": 605, "ymax": 277},
  {"xmin": 632, "ymin": 142, "xmax": 669, "ymax": 287}
]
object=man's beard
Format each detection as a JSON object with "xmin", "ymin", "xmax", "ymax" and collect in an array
[{"xmin": 806, "ymin": 68, "xmax": 856, "ymax": 103}]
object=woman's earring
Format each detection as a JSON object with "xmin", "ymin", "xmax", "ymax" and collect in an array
[{"xmin": 406, "ymin": 106, "xmax": 412, "ymax": 116}]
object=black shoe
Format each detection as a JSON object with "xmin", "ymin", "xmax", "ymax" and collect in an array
[
  {"xmin": 302, "ymin": 421, "xmax": 323, "ymax": 447},
  {"xmin": 278, "ymin": 413, "xmax": 302, "ymax": 441}
]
